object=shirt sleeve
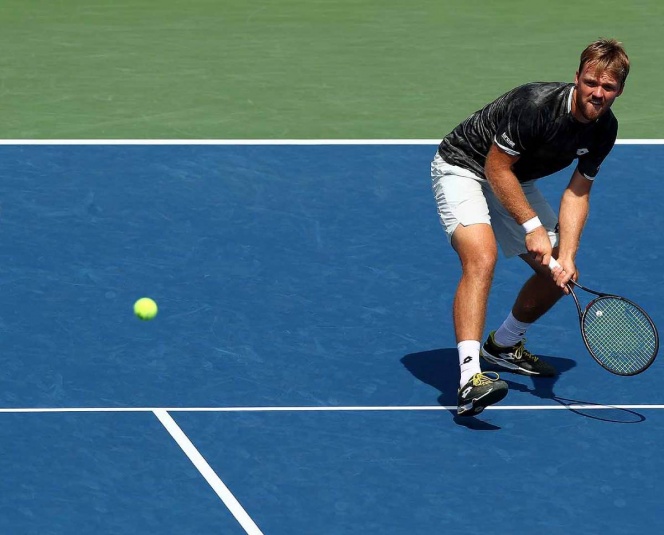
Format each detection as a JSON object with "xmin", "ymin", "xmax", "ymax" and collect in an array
[
  {"xmin": 576, "ymin": 121, "xmax": 618, "ymax": 180},
  {"xmin": 493, "ymin": 99, "xmax": 543, "ymax": 156}
]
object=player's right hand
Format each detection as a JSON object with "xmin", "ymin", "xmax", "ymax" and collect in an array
[{"xmin": 525, "ymin": 226, "xmax": 552, "ymax": 266}]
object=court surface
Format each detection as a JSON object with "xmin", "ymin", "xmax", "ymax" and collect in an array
[{"xmin": 0, "ymin": 142, "xmax": 662, "ymax": 534}]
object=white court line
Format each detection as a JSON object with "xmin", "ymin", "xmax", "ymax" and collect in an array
[
  {"xmin": 0, "ymin": 139, "xmax": 661, "ymax": 145},
  {"xmin": 154, "ymin": 409, "xmax": 264, "ymax": 535},
  {"xmin": 0, "ymin": 404, "xmax": 663, "ymax": 413}
]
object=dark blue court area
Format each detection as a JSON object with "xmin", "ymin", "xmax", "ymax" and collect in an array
[{"xmin": 0, "ymin": 143, "xmax": 662, "ymax": 534}]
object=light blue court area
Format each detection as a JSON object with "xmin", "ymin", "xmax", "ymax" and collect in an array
[{"xmin": 0, "ymin": 143, "xmax": 663, "ymax": 533}]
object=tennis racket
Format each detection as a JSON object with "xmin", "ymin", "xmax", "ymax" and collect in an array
[{"xmin": 549, "ymin": 258, "xmax": 659, "ymax": 376}]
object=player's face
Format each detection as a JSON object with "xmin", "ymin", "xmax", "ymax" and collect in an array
[{"xmin": 573, "ymin": 63, "xmax": 623, "ymax": 123}]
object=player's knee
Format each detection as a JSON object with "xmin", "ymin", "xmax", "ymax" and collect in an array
[{"xmin": 461, "ymin": 248, "xmax": 497, "ymax": 277}]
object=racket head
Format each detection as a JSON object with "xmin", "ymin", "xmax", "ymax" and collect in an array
[{"xmin": 581, "ymin": 295, "xmax": 659, "ymax": 376}]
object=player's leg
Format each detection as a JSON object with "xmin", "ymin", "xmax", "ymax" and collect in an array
[
  {"xmin": 431, "ymin": 154, "xmax": 508, "ymax": 415},
  {"xmin": 451, "ymin": 223, "xmax": 510, "ymax": 414},
  {"xmin": 450, "ymin": 222, "xmax": 497, "ymax": 343},
  {"xmin": 480, "ymin": 180, "xmax": 559, "ymax": 376},
  {"xmin": 513, "ymin": 249, "xmax": 566, "ymax": 324}
]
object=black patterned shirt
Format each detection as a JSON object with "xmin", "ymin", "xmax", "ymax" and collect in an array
[{"xmin": 438, "ymin": 82, "xmax": 618, "ymax": 182}]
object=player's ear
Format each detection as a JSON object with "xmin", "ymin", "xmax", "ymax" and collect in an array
[{"xmin": 574, "ymin": 71, "xmax": 579, "ymax": 87}]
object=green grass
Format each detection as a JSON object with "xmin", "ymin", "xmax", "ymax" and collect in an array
[{"xmin": 2, "ymin": 0, "xmax": 662, "ymax": 138}]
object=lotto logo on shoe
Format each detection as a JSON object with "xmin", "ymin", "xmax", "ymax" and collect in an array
[{"xmin": 461, "ymin": 387, "xmax": 473, "ymax": 398}]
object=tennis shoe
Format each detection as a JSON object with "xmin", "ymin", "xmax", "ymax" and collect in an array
[
  {"xmin": 457, "ymin": 371, "xmax": 508, "ymax": 417},
  {"xmin": 481, "ymin": 331, "xmax": 557, "ymax": 377}
]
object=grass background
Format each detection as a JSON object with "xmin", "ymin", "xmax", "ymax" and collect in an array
[{"xmin": 2, "ymin": 0, "xmax": 662, "ymax": 138}]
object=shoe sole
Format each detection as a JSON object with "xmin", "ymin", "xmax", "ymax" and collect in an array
[
  {"xmin": 457, "ymin": 385, "xmax": 508, "ymax": 417},
  {"xmin": 480, "ymin": 349, "xmax": 555, "ymax": 377}
]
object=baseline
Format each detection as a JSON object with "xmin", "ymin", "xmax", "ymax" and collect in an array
[{"xmin": 0, "ymin": 404, "xmax": 663, "ymax": 413}]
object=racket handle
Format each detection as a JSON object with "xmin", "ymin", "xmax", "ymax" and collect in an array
[{"xmin": 548, "ymin": 257, "xmax": 577, "ymax": 291}]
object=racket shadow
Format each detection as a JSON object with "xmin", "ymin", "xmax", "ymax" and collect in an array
[
  {"xmin": 500, "ymin": 357, "xmax": 646, "ymax": 423},
  {"xmin": 551, "ymin": 396, "xmax": 646, "ymax": 423}
]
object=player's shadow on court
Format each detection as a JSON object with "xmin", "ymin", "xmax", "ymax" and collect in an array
[
  {"xmin": 484, "ymin": 354, "xmax": 577, "ymax": 401},
  {"xmin": 401, "ymin": 348, "xmax": 575, "ymax": 429},
  {"xmin": 400, "ymin": 348, "xmax": 509, "ymax": 430},
  {"xmin": 401, "ymin": 348, "xmax": 645, "ymax": 424},
  {"xmin": 401, "ymin": 347, "xmax": 575, "ymax": 404}
]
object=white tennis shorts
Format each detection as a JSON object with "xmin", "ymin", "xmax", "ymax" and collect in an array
[{"xmin": 431, "ymin": 152, "xmax": 559, "ymax": 258}]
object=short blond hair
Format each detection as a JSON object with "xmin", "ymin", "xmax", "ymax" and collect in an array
[{"xmin": 579, "ymin": 38, "xmax": 630, "ymax": 87}]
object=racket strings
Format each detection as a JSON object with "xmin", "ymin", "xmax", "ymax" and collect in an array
[{"xmin": 583, "ymin": 297, "xmax": 657, "ymax": 375}]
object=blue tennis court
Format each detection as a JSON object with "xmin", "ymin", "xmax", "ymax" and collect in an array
[{"xmin": 0, "ymin": 142, "xmax": 662, "ymax": 534}]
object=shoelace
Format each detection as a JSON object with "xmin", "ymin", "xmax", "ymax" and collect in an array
[
  {"xmin": 473, "ymin": 371, "xmax": 500, "ymax": 385},
  {"xmin": 513, "ymin": 339, "xmax": 540, "ymax": 362}
]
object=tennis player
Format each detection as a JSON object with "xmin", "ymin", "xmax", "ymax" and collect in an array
[{"xmin": 431, "ymin": 38, "xmax": 629, "ymax": 416}]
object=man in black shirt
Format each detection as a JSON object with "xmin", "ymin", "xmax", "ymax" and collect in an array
[{"xmin": 431, "ymin": 38, "xmax": 629, "ymax": 416}]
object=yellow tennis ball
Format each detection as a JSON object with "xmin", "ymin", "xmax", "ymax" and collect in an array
[{"xmin": 134, "ymin": 297, "xmax": 158, "ymax": 320}]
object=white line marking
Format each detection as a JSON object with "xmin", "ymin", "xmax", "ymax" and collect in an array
[
  {"xmin": 0, "ymin": 139, "xmax": 661, "ymax": 145},
  {"xmin": 0, "ymin": 404, "xmax": 662, "ymax": 413},
  {"xmin": 154, "ymin": 409, "xmax": 264, "ymax": 535}
]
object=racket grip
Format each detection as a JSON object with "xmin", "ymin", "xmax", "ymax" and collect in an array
[{"xmin": 548, "ymin": 257, "xmax": 561, "ymax": 271}]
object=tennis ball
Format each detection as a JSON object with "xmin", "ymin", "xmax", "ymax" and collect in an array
[{"xmin": 134, "ymin": 297, "xmax": 158, "ymax": 320}]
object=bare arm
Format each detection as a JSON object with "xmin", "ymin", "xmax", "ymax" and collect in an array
[
  {"xmin": 485, "ymin": 144, "xmax": 535, "ymax": 222},
  {"xmin": 484, "ymin": 143, "xmax": 553, "ymax": 265},
  {"xmin": 553, "ymin": 168, "xmax": 593, "ymax": 286}
]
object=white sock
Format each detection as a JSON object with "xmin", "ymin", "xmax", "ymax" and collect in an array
[
  {"xmin": 458, "ymin": 340, "xmax": 481, "ymax": 387},
  {"xmin": 493, "ymin": 311, "xmax": 532, "ymax": 347}
]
